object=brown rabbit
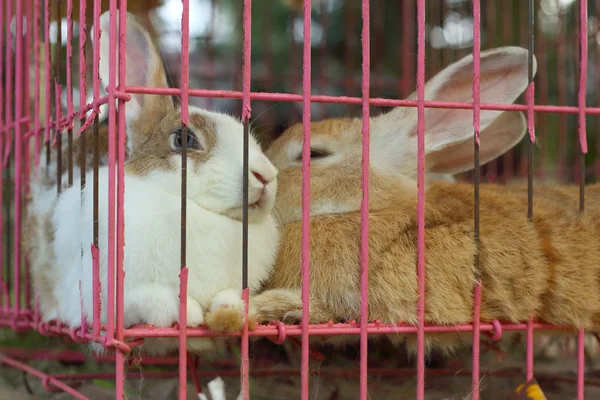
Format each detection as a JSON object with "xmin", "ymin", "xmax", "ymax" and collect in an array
[{"xmin": 248, "ymin": 46, "xmax": 600, "ymax": 355}]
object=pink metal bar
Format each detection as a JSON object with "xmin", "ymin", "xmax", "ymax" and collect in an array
[
  {"xmin": 472, "ymin": 284, "xmax": 483, "ymax": 396},
  {"xmin": 501, "ymin": 0, "xmax": 514, "ymax": 183},
  {"xmin": 597, "ymin": 0, "xmax": 600, "ymax": 180},
  {"xmin": 179, "ymin": 0, "xmax": 190, "ymax": 398},
  {"xmin": 13, "ymin": 0, "xmax": 25, "ymax": 315},
  {"xmin": 300, "ymin": 1, "xmax": 312, "ymax": 399},
  {"xmin": 557, "ymin": 5, "xmax": 568, "ymax": 182},
  {"xmin": 105, "ymin": 0, "xmax": 118, "ymax": 346},
  {"xmin": 125, "ymin": 85, "xmax": 600, "ymax": 115},
  {"xmin": 91, "ymin": 0, "xmax": 102, "ymax": 336},
  {"xmin": 66, "ymin": 0, "xmax": 73, "ymax": 130},
  {"xmin": 33, "ymin": 0, "xmax": 41, "ymax": 168},
  {"xmin": 41, "ymin": 369, "xmax": 600, "ymax": 384},
  {"xmin": 0, "ymin": 355, "xmax": 91, "ymax": 400},
  {"xmin": 578, "ymin": 0, "xmax": 588, "ymax": 155},
  {"xmin": 401, "ymin": 0, "xmax": 414, "ymax": 98},
  {"xmin": 526, "ymin": 315, "xmax": 534, "ymax": 381},
  {"xmin": 0, "ymin": 0, "xmax": 4, "ymax": 310},
  {"xmin": 79, "ymin": 0, "xmax": 87, "ymax": 118},
  {"xmin": 115, "ymin": 1, "xmax": 128, "ymax": 398},
  {"xmin": 359, "ymin": 0, "xmax": 371, "ymax": 399},
  {"xmin": 23, "ymin": 0, "xmax": 34, "ymax": 312},
  {"xmin": 178, "ymin": 269, "xmax": 189, "ymax": 400},
  {"xmin": 241, "ymin": 1, "xmax": 253, "ymax": 399},
  {"xmin": 415, "ymin": 0, "xmax": 426, "ymax": 398},
  {"xmin": 578, "ymin": 329, "xmax": 586, "ymax": 400},
  {"xmin": 43, "ymin": 0, "xmax": 51, "ymax": 145},
  {"xmin": 471, "ymin": 0, "xmax": 482, "ymax": 397},
  {"xmin": 4, "ymin": 0, "xmax": 13, "ymax": 164}
]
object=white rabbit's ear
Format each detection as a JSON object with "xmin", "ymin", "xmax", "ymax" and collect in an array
[
  {"xmin": 371, "ymin": 47, "xmax": 535, "ymax": 175},
  {"xmin": 95, "ymin": 11, "xmax": 173, "ymax": 131},
  {"xmin": 427, "ymin": 111, "xmax": 527, "ymax": 175}
]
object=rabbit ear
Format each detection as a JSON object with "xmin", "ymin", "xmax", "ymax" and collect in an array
[
  {"xmin": 427, "ymin": 111, "xmax": 526, "ymax": 175},
  {"xmin": 371, "ymin": 47, "xmax": 534, "ymax": 174},
  {"xmin": 96, "ymin": 11, "xmax": 174, "ymax": 133}
]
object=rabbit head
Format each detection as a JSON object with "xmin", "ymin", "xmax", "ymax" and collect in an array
[
  {"xmin": 267, "ymin": 47, "xmax": 535, "ymax": 224},
  {"xmin": 97, "ymin": 11, "xmax": 278, "ymax": 223}
]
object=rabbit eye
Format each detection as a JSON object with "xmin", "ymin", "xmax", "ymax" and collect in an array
[
  {"xmin": 295, "ymin": 148, "xmax": 330, "ymax": 162},
  {"xmin": 170, "ymin": 127, "xmax": 202, "ymax": 152}
]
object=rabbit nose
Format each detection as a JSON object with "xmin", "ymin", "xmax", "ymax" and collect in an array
[{"xmin": 252, "ymin": 170, "xmax": 269, "ymax": 186}]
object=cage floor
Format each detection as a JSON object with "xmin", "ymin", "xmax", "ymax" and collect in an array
[{"xmin": 1, "ymin": 338, "xmax": 598, "ymax": 400}]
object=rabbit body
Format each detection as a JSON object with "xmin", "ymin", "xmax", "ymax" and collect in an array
[
  {"xmin": 254, "ymin": 180, "xmax": 600, "ymax": 352},
  {"xmin": 248, "ymin": 46, "xmax": 600, "ymax": 354},
  {"xmin": 25, "ymin": 12, "xmax": 281, "ymax": 355},
  {"xmin": 51, "ymin": 159, "xmax": 279, "ymax": 354}
]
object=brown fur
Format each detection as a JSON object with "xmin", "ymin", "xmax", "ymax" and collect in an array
[
  {"xmin": 249, "ymin": 47, "xmax": 600, "ymax": 354},
  {"xmin": 255, "ymin": 168, "xmax": 600, "ymax": 352},
  {"xmin": 205, "ymin": 306, "xmax": 245, "ymax": 334}
]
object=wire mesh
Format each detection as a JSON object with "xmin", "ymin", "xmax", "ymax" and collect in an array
[{"xmin": 0, "ymin": 1, "xmax": 599, "ymax": 399}]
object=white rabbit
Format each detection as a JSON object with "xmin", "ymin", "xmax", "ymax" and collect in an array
[{"xmin": 29, "ymin": 11, "xmax": 281, "ymax": 355}]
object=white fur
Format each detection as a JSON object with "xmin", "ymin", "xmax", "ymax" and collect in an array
[{"xmin": 50, "ymin": 158, "xmax": 279, "ymax": 354}]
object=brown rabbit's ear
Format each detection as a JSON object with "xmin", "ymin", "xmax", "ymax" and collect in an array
[
  {"xmin": 427, "ymin": 111, "xmax": 527, "ymax": 175},
  {"xmin": 96, "ymin": 11, "xmax": 174, "ymax": 144},
  {"xmin": 370, "ymin": 47, "xmax": 534, "ymax": 174}
]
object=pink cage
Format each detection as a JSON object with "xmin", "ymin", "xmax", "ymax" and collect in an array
[{"xmin": 1, "ymin": 0, "xmax": 599, "ymax": 399}]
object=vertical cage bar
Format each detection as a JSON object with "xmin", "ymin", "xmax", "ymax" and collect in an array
[
  {"xmin": 4, "ymin": 0, "xmax": 14, "ymax": 308},
  {"xmin": 179, "ymin": 0, "xmax": 190, "ymax": 398},
  {"xmin": 578, "ymin": 0, "xmax": 588, "ymax": 207},
  {"xmin": 4, "ymin": 0, "xmax": 13, "ymax": 310},
  {"xmin": 13, "ymin": 0, "xmax": 25, "ymax": 314},
  {"xmin": 105, "ymin": 2, "xmax": 123, "ymax": 397},
  {"xmin": 343, "ymin": 2, "xmax": 356, "ymax": 112},
  {"xmin": 502, "ymin": 0, "xmax": 514, "ymax": 183},
  {"xmin": 535, "ymin": 1, "xmax": 547, "ymax": 181},
  {"xmin": 115, "ymin": 0, "xmax": 128, "ymax": 396},
  {"xmin": 526, "ymin": 315, "xmax": 534, "ymax": 381},
  {"xmin": 24, "ymin": 0, "xmax": 34, "ymax": 312},
  {"xmin": 471, "ymin": 0, "xmax": 482, "ymax": 398},
  {"xmin": 66, "ymin": 0, "xmax": 73, "ymax": 188},
  {"xmin": 527, "ymin": 0, "xmax": 535, "ymax": 220},
  {"xmin": 359, "ymin": 0, "xmax": 370, "ymax": 398},
  {"xmin": 43, "ymin": 0, "xmax": 51, "ymax": 156},
  {"xmin": 401, "ymin": 0, "xmax": 414, "ymax": 98},
  {"xmin": 577, "ymin": 329, "xmax": 586, "ymax": 399},
  {"xmin": 0, "ymin": 0, "xmax": 5, "ymax": 311},
  {"xmin": 557, "ymin": 5, "xmax": 568, "ymax": 182},
  {"xmin": 525, "ymin": 0, "xmax": 536, "ymax": 383},
  {"xmin": 241, "ymin": 1, "xmax": 253, "ymax": 399},
  {"xmin": 596, "ymin": 0, "xmax": 600, "ymax": 180},
  {"xmin": 205, "ymin": 0, "xmax": 215, "ymax": 110},
  {"xmin": 34, "ymin": 0, "xmax": 41, "ymax": 170},
  {"xmin": 483, "ymin": 1, "xmax": 497, "ymax": 184},
  {"xmin": 4, "ymin": 0, "xmax": 13, "ymax": 166},
  {"xmin": 79, "ymin": 0, "xmax": 87, "ymax": 190},
  {"xmin": 92, "ymin": 0, "xmax": 101, "ymax": 337},
  {"xmin": 300, "ymin": 0, "xmax": 313, "ymax": 398},
  {"xmin": 577, "ymin": 0, "xmax": 588, "ymax": 396},
  {"xmin": 76, "ymin": 0, "xmax": 88, "ymax": 338},
  {"xmin": 416, "ymin": 0, "xmax": 426, "ymax": 398}
]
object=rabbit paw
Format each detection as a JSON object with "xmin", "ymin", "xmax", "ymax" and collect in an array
[
  {"xmin": 186, "ymin": 296, "xmax": 205, "ymax": 327},
  {"xmin": 205, "ymin": 289, "xmax": 245, "ymax": 333},
  {"xmin": 248, "ymin": 289, "xmax": 303, "ymax": 330}
]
